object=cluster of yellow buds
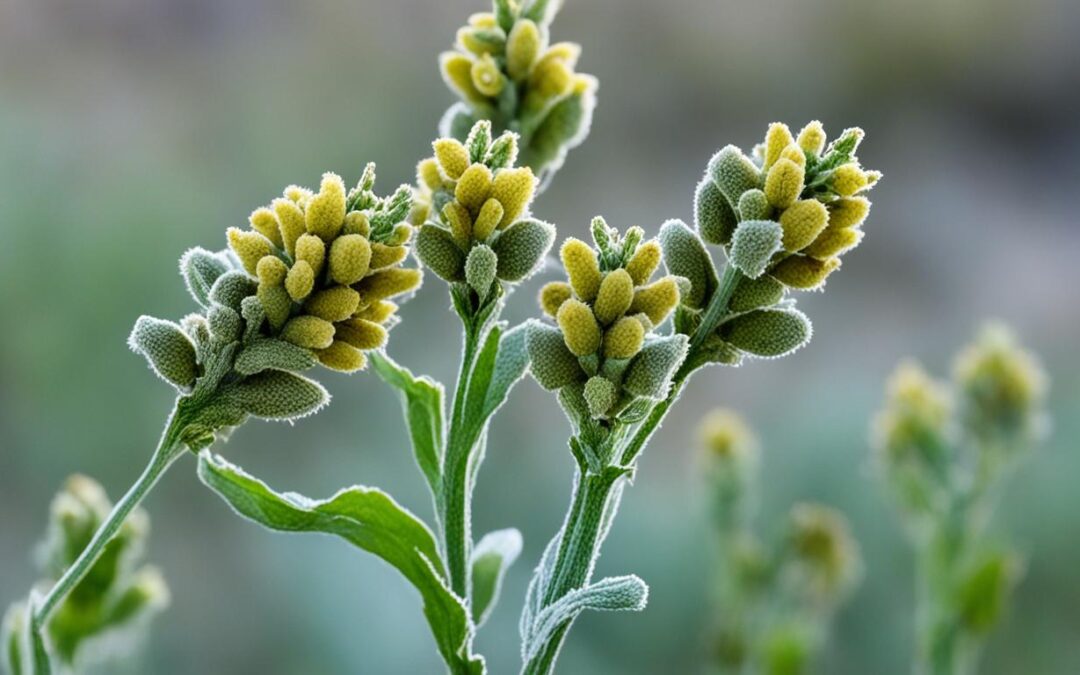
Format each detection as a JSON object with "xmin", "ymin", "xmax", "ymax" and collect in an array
[
  {"xmin": 696, "ymin": 121, "xmax": 880, "ymax": 291},
  {"xmin": 527, "ymin": 219, "xmax": 687, "ymax": 423},
  {"xmin": 3, "ymin": 476, "xmax": 168, "ymax": 671},
  {"xmin": 415, "ymin": 121, "xmax": 554, "ymax": 301},
  {"xmin": 438, "ymin": 0, "xmax": 597, "ymax": 181},
  {"xmin": 227, "ymin": 165, "xmax": 422, "ymax": 373}
]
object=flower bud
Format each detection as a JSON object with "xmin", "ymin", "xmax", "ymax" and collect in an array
[
  {"xmin": 593, "ymin": 269, "xmax": 635, "ymax": 325},
  {"xmin": 507, "ymin": 19, "xmax": 542, "ymax": 81},
  {"xmin": 540, "ymin": 281, "xmax": 573, "ymax": 317},
  {"xmin": 778, "ymin": 199, "xmax": 829, "ymax": 252},
  {"xmin": 694, "ymin": 176, "xmax": 738, "ymax": 246},
  {"xmin": 699, "ymin": 408, "xmax": 758, "ymax": 463},
  {"xmin": 831, "ymin": 163, "xmax": 868, "ymax": 196},
  {"xmin": 333, "ymin": 319, "xmax": 387, "ymax": 351},
  {"xmin": 491, "ymin": 167, "xmax": 536, "ymax": 228},
  {"xmin": 719, "ymin": 307, "xmax": 811, "ymax": 358},
  {"xmin": 285, "ymin": 260, "xmax": 316, "ymax": 302},
  {"xmin": 826, "ymin": 197, "xmax": 871, "ymax": 229},
  {"xmin": 796, "ymin": 120, "xmax": 826, "ymax": 155},
  {"xmin": 128, "ymin": 316, "xmax": 199, "ymax": 390},
  {"xmin": 659, "ymin": 219, "xmax": 716, "ymax": 309},
  {"xmin": 769, "ymin": 255, "xmax": 840, "ymax": 290},
  {"xmin": 305, "ymin": 173, "xmax": 347, "ymax": 241},
  {"xmin": 455, "ymin": 164, "xmax": 494, "ymax": 213},
  {"xmin": 440, "ymin": 52, "xmax": 485, "ymax": 104},
  {"xmin": 249, "ymin": 207, "xmax": 283, "ymax": 248},
  {"xmin": 763, "ymin": 122, "xmax": 795, "ymax": 169},
  {"xmin": 561, "ymin": 237, "xmax": 602, "ymax": 301},
  {"xmin": 492, "ymin": 218, "xmax": 556, "ymax": 281},
  {"xmin": 473, "ymin": 198, "xmax": 504, "ymax": 242},
  {"xmin": 316, "ymin": 340, "xmax": 367, "ymax": 373},
  {"xmin": 434, "ymin": 138, "xmax": 470, "ymax": 180},
  {"xmin": 603, "ymin": 316, "xmax": 645, "ymax": 359},
  {"xmin": 764, "ymin": 158, "xmax": 804, "ymax": 209},
  {"xmin": 583, "ymin": 375, "xmax": 617, "ymax": 418},
  {"xmin": 625, "ymin": 239, "xmax": 662, "ymax": 286},
  {"xmin": 729, "ymin": 275, "xmax": 785, "ymax": 312},
  {"xmin": 729, "ymin": 220, "xmax": 782, "ymax": 279},
  {"xmin": 470, "ymin": 54, "xmax": 505, "ymax": 97},
  {"xmin": 369, "ymin": 243, "xmax": 408, "ymax": 270},
  {"xmin": 416, "ymin": 224, "xmax": 466, "ymax": 282},
  {"xmin": 328, "ymin": 234, "xmax": 372, "ymax": 285},
  {"xmin": 227, "ymin": 228, "xmax": 273, "ymax": 275},
  {"xmin": 354, "ymin": 268, "xmax": 423, "ymax": 306},
  {"xmin": 294, "ymin": 233, "xmax": 327, "ymax": 277},
  {"xmin": 708, "ymin": 145, "xmax": 761, "ymax": 207},
  {"xmin": 305, "ymin": 286, "xmax": 361, "ymax": 323},
  {"xmin": 737, "ymin": 188, "xmax": 771, "ymax": 222},
  {"xmin": 557, "ymin": 298, "xmax": 602, "ymax": 356},
  {"xmin": 465, "ymin": 244, "xmax": 498, "ymax": 296},
  {"xmin": 526, "ymin": 320, "xmax": 585, "ymax": 390},
  {"xmin": 802, "ymin": 226, "xmax": 864, "ymax": 260},
  {"xmin": 280, "ymin": 316, "xmax": 335, "ymax": 350},
  {"xmin": 628, "ymin": 276, "xmax": 680, "ymax": 326},
  {"xmin": 623, "ymin": 334, "xmax": 689, "ymax": 400},
  {"xmin": 273, "ymin": 198, "xmax": 307, "ymax": 257}
]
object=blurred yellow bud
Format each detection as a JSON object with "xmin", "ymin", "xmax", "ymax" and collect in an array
[
  {"xmin": 803, "ymin": 226, "xmax": 864, "ymax": 260},
  {"xmin": 249, "ymin": 207, "xmax": 283, "ymax": 248},
  {"xmin": 471, "ymin": 54, "xmax": 505, "ymax": 97},
  {"xmin": 434, "ymin": 138, "xmax": 471, "ymax": 180},
  {"xmin": 472, "ymin": 198, "xmax": 504, "ymax": 242},
  {"xmin": 528, "ymin": 57, "xmax": 573, "ymax": 102},
  {"xmin": 769, "ymin": 255, "xmax": 840, "ymax": 290},
  {"xmin": 227, "ymin": 227, "xmax": 273, "ymax": 275},
  {"xmin": 455, "ymin": 164, "xmax": 494, "ymax": 213},
  {"xmin": 874, "ymin": 360, "xmax": 951, "ymax": 467},
  {"xmin": 557, "ymin": 298, "xmax": 602, "ymax": 356},
  {"xmin": 440, "ymin": 52, "xmax": 485, "ymax": 104},
  {"xmin": 779, "ymin": 199, "xmax": 829, "ymax": 252},
  {"xmin": 316, "ymin": 340, "xmax": 367, "ymax": 373},
  {"xmin": 334, "ymin": 318, "xmax": 388, "ymax": 351},
  {"xmin": 305, "ymin": 173, "xmax": 347, "ymax": 241},
  {"xmin": 386, "ymin": 223, "xmax": 413, "ymax": 247},
  {"xmin": 603, "ymin": 316, "xmax": 645, "ymax": 359},
  {"xmin": 541, "ymin": 42, "xmax": 582, "ymax": 68},
  {"xmin": 561, "ymin": 238, "xmax": 602, "ymax": 301},
  {"xmin": 355, "ymin": 268, "xmax": 423, "ymax": 306},
  {"xmin": 468, "ymin": 12, "xmax": 497, "ymax": 29},
  {"xmin": 763, "ymin": 122, "xmax": 795, "ymax": 169},
  {"xmin": 826, "ymin": 197, "xmax": 871, "ymax": 229},
  {"xmin": 356, "ymin": 300, "xmax": 398, "ymax": 323},
  {"xmin": 280, "ymin": 315, "xmax": 335, "ymax": 350},
  {"xmin": 370, "ymin": 243, "xmax": 408, "ymax": 270},
  {"xmin": 442, "ymin": 201, "xmax": 473, "ymax": 248},
  {"xmin": 629, "ymin": 276, "xmax": 680, "ymax": 326},
  {"xmin": 273, "ymin": 198, "xmax": 307, "ymax": 257},
  {"xmin": 796, "ymin": 120, "xmax": 826, "ymax": 155},
  {"xmin": 699, "ymin": 408, "xmax": 758, "ymax": 462},
  {"xmin": 625, "ymin": 240, "xmax": 662, "ymax": 286},
  {"xmin": 780, "ymin": 144, "xmax": 806, "ymax": 168},
  {"xmin": 832, "ymin": 163, "xmax": 868, "ymax": 196},
  {"xmin": 285, "ymin": 260, "xmax": 316, "ymax": 302},
  {"xmin": 305, "ymin": 286, "xmax": 360, "ymax": 322},
  {"xmin": 294, "ymin": 233, "xmax": 327, "ymax": 277},
  {"xmin": 458, "ymin": 26, "xmax": 505, "ymax": 57},
  {"xmin": 764, "ymin": 158, "xmax": 805, "ymax": 209},
  {"xmin": 507, "ymin": 19, "xmax": 542, "ymax": 81},
  {"xmin": 256, "ymin": 255, "xmax": 288, "ymax": 286},
  {"xmin": 491, "ymin": 167, "xmax": 536, "ymax": 228},
  {"xmin": 593, "ymin": 269, "xmax": 635, "ymax": 325},
  {"xmin": 417, "ymin": 158, "xmax": 444, "ymax": 192},
  {"xmin": 540, "ymin": 281, "xmax": 573, "ymax": 317},
  {"xmin": 788, "ymin": 503, "xmax": 862, "ymax": 600},
  {"xmin": 328, "ymin": 234, "xmax": 372, "ymax": 285}
]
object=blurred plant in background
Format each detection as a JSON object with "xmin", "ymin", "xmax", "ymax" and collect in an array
[
  {"xmin": 872, "ymin": 323, "xmax": 1049, "ymax": 675},
  {"xmin": 700, "ymin": 409, "xmax": 861, "ymax": 675},
  {"xmin": 4, "ymin": 476, "xmax": 168, "ymax": 675}
]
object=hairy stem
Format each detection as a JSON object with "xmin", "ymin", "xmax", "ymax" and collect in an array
[{"xmin": 32, "ymin": 407, "xmax": 187, "ymax": 627}]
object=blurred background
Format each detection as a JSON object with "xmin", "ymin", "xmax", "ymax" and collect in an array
[{"xmin": 2, "ymin": 0, "xmax": 1078, "ymax": 673}]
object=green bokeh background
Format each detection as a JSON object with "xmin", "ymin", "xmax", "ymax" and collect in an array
[{"xmin": 2, "ymin": 0, "xmax": 1078, "ymax": 673}]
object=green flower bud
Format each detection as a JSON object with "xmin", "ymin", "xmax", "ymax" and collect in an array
[
  {"xmin": 257, "ymin": 282, "xmax": 291, "ymax": 330},
  {"xmin": 764, "ymin": 158, "xmax": 804, "ymax": 209},
  {"xmin": 557, "ymin": 298, "xmax": 602, "ymax": 356},
  {"xmin": 729, "ymin": 220, "xmax": 782, "ymax": 279},
  {"xmin": 787, "ymin": 502, "xmax": 863, "ymax": 602},
  {"xmin": 694, "ymin": 176, "xmax": 738, "ymax": 246},
  {"xmin": 208, "ymin": 304, "xmax": 242, "ymax": 344},
  {"xmin": 623, "ymin": 334, "xmax": 689, "ymax": 400},
  {"xmin": 443, "ymin": 201, "xmax": 474, "ymax": 248},
  {"xmin": 737, "ymin": 188, "xmax": 771, "ymax": 222},
  {"xmin": 526, "ymin": 320, "xmax": 585, "ymax": 390},
  {"xmin": 729, "ymin": 275, "xmax": 785, "ymax": 312},
  {"xmin": 719, "ymin": 307, "xmax": 811, "ymax": 358},
  {"xmin": 561, "ymin": 237, "xmax": 603, "ymax": 301},
  {"xmin": 416, "ymin": 224, "xmax": 466, "ymax": 282},
  {"xmin": 872, "ymin": 360, "xmax": 952, "ymax": 473},
  {"xmin": 128, "ymin": 316, "xmax": 199, "ymax": 391},
  {"xmin": 583, "ymin": 375, "xmax": 618, "ymax": 418},
  {"xmin": 779, "ymin": 199, "xmax": 829, "ymax": 252},
  {"xmin": 708, "ymin": 145, "xmax": 761, "ymax": 207},
  {"xmin": 769, "ymin": 255, "xmax": 840, "ymax": 290},
  {"xmin": 659, "ymin": 219, "xmax": 717, "ymax": 310},
  {"xmin": 492, "ymin": 218, "xmax": 556, "ymax": 281},
  {"xmin": 209, "ymin": 271, "xmax": 257, "ymax": 312},
  {"xmin": 466, "ymin": 244, "xmax": 498, "ymax": 296},
  {"xmin": 593, "ymin": 269, "xmax": 635, "ymax": 325},
  {"xmin": 225, "ymin": 370, "xmax": 330, "ymax": 418}
]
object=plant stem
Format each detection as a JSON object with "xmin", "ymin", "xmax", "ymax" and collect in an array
[{"xmin": 32, "ymin": 407, "xmax": 186, "ymax": 628}]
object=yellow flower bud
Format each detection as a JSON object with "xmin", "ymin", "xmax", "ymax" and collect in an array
[
  {"xmin": 458, "ymin": 26, "xmax": 504, "ymax": 57},
  {"xmin": 305, "ymin": 286, "xmax": 360, "ymax": 322},
  {"xmin": 826, "ymin": 197, "xmax": 871, "ymax": 229},
  {"xmin": 802, "ymin": 226, "xmax": 864, "ymax": 260},
  {"xmin": 539, "ymin": 281, "xmax": 573, "ymax": 317},
  {"xmin": 472, "ymin": 198, "xmax": 504, "ymax": 242},
  {"xmin": 305, "ymin": 172, "xmax": 347, "ymax": 241},
  {"xmin": 491, "ymin": 167, "xmax": 536, "ymax": 228},
  {"xmin": 629, "ymin": 276, "xmax": 680, "ymax": 326},
  {"xmin": 343, "ymin": 211, "xmax": 371, "ymax": 237},
  {"xmin": 603, "ymin": 316, "xmax": 645, "ymax": 359},
  {"xmin": 625, "ymin": 240, "xmax": 662, "ymax": 286},
  {"xmin": 328, "ymin": 234, "xmax": 372, "ymax": 285},
  {"xmin": 593, "ymin": 269, "xmax": 635, "ymax": 326},
  {"xmin": 356, "ymin": 300, "xmax": 397, "ymax": 323},
  {"xmin": 386, "ymin": 223, "xmax": 413, "ymax": 247},
  {"xmin": 541, "ymin": 42, "xmax": 582, "ymax": 67},
  {"xmin": 417, "ymin": 158, "xmax": 443, "ymax": 192},
  {"xmin": 294, "ymin": 233, "xmax": 326, "ymax": 277},
  {"xmin": 355, "ymin": 268, "xmax": 423, "ymax": 306},
  {"xmin": 832, "ymin": 164, "xmax": 868, "ymax": 196},
  {"xmin": 470, "ymin": 54, "xmax": 505, "ymax": 97},
  {"xmin": 440, "ymin": 52, "xmax": 484, "ymax": 104},
  {"xmin": 507, "ymin": 19, "xmax": 542, "ymax": 81},
  {"xmin": 249, "ymin": 207, "xmax": 283, "ymax": 248},
  {"xmin": 527, "ymin": 57, "xmax": 573, "ymax": 102},
  {"xmin": 434, "ymin": 138, "xmax": 470, "ymax": 180},
  {"xmin": 764, "ymin": 158, "xmax": 805, "ymax": 209},
  {"xmin": 763, "ymin": 122, "xmax": 795, "ymax": 169},
  {"xmin": 557, "ymin": 298, "xmax": 602, "ymax": 356},
  {"xmin": 455, "ymin": 164, "xmax": 494, "ymax": 213},
  {"xmin": 285, "ymin": 260, "xmax": 316, "ymax": 302},
  {"xmin": 316, "ymin": 340, "xmax": 367, "ymax": 372},
  {"xmin": 370, "ymin": 243, "xmax": 408, "ymax": 270},
  {"xmin": 227, "ymin": 227, "xmax": 273, "ymax": 275},
  {"xmin": 780, "ymin": 144, "xmax": 806, "ymax": 168},
  {"xmin": 256, "ymin": 255, "xmax": 288, "ymax": 286},
  {"xmin": 796, "ymin": 120, "xmax": 826, "ymax": 155},
  {"xmin": 769, "ymin": 255, "xmax": 840, "ymax": 290},
  {"xmin": 333, "ymin": 318, "xmax": 388, "ymax": 351},
  {"xmin": 467, "ymin": 12, "xmax": 497, "ymax": 29},
  {"xmin": 442, "ymin": 201, "xmax": 473, "ymax": 248},
  {"xmin": 284, "ymin": 184, "xmax": 312, "ymax": 204},
  {"xmin": 560, "ymin": 238, "xmax": 602, "ymax": 302},
  {"xmin": 257, "ymin": 282, "xmax": 291, "ymax": 330},
  {"xmin": 280, "ymin": 315, "xmax": 335, "ymax": 350},
  {"xmin": 272, "ymin": 198, "xmax": 307, "ymax": 257},
  {"xmin": 778, "ymin": 199, "xmax": 829, "ymax": 252}
]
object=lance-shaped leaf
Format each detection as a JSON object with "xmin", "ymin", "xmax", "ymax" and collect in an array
[
  {"xmin": 370, "ymin": 352, "xmax": 445, "ymax": 497},
  {"xmin": 221, "ymin": 370, "xmax": 329, "ymax": 421},
  {"xmin": 524, "ymin": 575, "xmax": 649, "ymax": 660},
  {"xmin": 197, "ymin": 454, "xmax": 483, "ymax": 675},
  {"xmin": 128, "ymin": 316, "xmax": 199, "ymax": 392},
  {"xmin": 180, "ymin": 247, "xmax": 231, "ymax": 308},
  {"xmin": 233, "ymin": 339, "xmax": 318, "ymax": 376},
  {"xmin": 470, "ymin": 528, "xmax": 523, "ymax": 627}
]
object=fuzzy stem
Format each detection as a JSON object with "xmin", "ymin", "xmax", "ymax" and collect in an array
[{"xmin": 32, "ymin": 406, "xmax": 187, "ymax": 628}]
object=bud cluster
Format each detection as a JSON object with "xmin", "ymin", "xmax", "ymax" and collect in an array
[
  {"xmin": 438, "ymin": 0, "xmax": 597, "ymax": 181},
  {"xmin": 3, "ymin": 476, "xmax": 169, "ymax": 671},
  {"xmin": 527, "ymin": 219, "xmax": 687, "ymax": 425}
]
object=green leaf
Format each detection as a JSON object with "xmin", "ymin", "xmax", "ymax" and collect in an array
[
  {"xmin": 719, "ymin": 307, "xmax": 812, "ymax": 359},
  {"xmin": 197, "ymin": 453, "xmax": 484, "ymax": 675},
  {"xmin": 470, "ymin": 529, "xmax": 523, "ymax": 627},
  {"xmin": 221, "ymin": 370, "xmax": 329, "ymax": 421},
  {"xmin": 729, "ymin": 220, "xmax": 783, "ymax": 279},
  {"xmin": 179, "ymin": 247, "xmax": 231, "ymax": 308},
  {"xmin": 370, "ymin": 352, "xmax": 445, "ymax": 497},
  {"xmin": 127, "ymin": 316, "xmax": 199, "ymax": 391},
  {"xmin": 208, "ymin": 271, "xmax": 257, "ymax": 313},
  {"xmin": 524, "ymin": 575, "xmax": 648, "ymax": 660},
  {"xmin": 234, "ymin": 339, "xmax": 318, "ymax": 376},
  {"xmin": 483, "ymin": 322, "xmax": 531, "ymax": 419}
]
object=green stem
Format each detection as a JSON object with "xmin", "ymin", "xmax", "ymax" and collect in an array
[{"xmin": 31, "ymin": 407, "xmax": 186, "ymax": 628}]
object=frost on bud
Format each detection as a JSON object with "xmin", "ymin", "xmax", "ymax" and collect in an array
[
  {"xmin": 455, "ymin": 164, "xmax": 494, "ymax": 213},
  {"xmin": 316, "ymin": 340, "xmax": 367, "ymax": 373},
  {"xmin": 435, "ymin": 138, "xmax": 471, "ymax": 180},
  {"xmin": 831, "ymin": 163, "xmax": 868, "ymax": 196},
  {"xmin": 225, "ymin": 370, "xmax": 329, "ymax": 419},
  {"xmin": 280, "ymin": 316, "xmax": 335, "ymax": 350},
  {"xmin": 526, "ymin": 320, "xmax": 585, "ymax": 390},
  {"xmin": 695, "ymin": 176, "xmax": 738, "ymax": 246},
  {"xmin": 584, "ymin": 375, "xmax": 617, "ymax": 418},
  {"xmin": 802, "ymin": 226, "xmax": 864, "ymax": 260},
  {"xmin": 796, "ymin": 120, "xmax": 826, "ymax": 155},
  {"xmin": 441, "ymin": 52, "xmax": 485, "ymax": 104},
  {"xmin": 466, "ymin": 243, "xmax": 498, "ymax": 296},
  {"xmin": 708, "ymin": 146, "xmax": 761, "ymax": 207},
  {"xmin": 729, "ymin": 275, "xmax": 785, "ymax": 313},
  {"xmin": 492, "ymin": 218, "xmax": 556, "ymax": 281},
  {"xmin": 487, "ymin": 132, "xmax": 520, "ymax": 170},
  {"xmin": 557, "ymin": 298, "xmax": 602, "ymax": 356},
  {"xmin": 826, "ymin": 197, "xmax": 871, "ymax": 230},
  {"xmin": 769, "ymin": 255, "xmax": 840, "ymax": 290},
  {"xmin": 416, "ymin": 224, "xmax": 466, "ymax": 282},
  {"xmin": 625, "ymin": 240, "xmax": 662, "ymax": 286},
  {"xmin": 491, "ymin": 167, "xmax": 537, "ymax": 228},
  {"xmin": 285, "ymin": 260, "xmax": 316, "ymax": 302},
  {"xmin": 763, "ymin": 158, "xmax": 805, "ymax": 209},
  {"xmin": 561, "ymin": 237, "xmax": 602, "ymax": 302},
  {"xmin": 305, "ymin": 173, "xmax": 347, "ymax": 241},
  {"xmin": 603, "ymin": 316, "xmax": 645, "ymax": 359},
  {"xmin": 227, "ymin": 228, "xmax": 273, "ymax": 275},
  {"xmin": 507, "ymin": 19, "xmax": 542, "ymax": 81},
  {"xmin": 628, "ymin": 276, "xmax": 680, "ymax": 326},
  {"xmin": 180, "ymin": 247, "xmax": 230, "ymax": 308},
  {"xmin": 540, "ymin": 281, "xmax": 573, "ymax": 317},
  {"xmin": 729, "ymin": 220, "xmax": 783, "ymax": 279},
  {"xmin": 659, "ymin": 219, "xmax": 717, "ymax": 310},
  {"xmin": 304, "ymin": 286, "xmax": 360, "ymax": 323},
  {"xmin": 249, "ymin": 207, "xmax": 283, "ymax": 248},
  {"xmin": 786, "ymin": 503, "xmax": 863, "ymax": 603},
  {"xmin": 444, "ymin": 202, "xmax": 474, "ymax": 248},
  {"xmin": 623, "ymin": 334, "xmax": 689, "ymax": 400},
  {"xmin": 209, "ymin": 271, "xmax": 257, "ymax": 312},
  {"xmin": 273, "ymin": 198, "xmax": 307, "ymax": 257},
  {"xmin": 719, "ymin": 307, "xmax": 811, "ymax": 358},
  {"xmin": 208, "ymin": 305, "xmax": 242, "ymax": 344},
  {"xmin": 129, "ymin": 316, "xmax": 199, "ymax": 391},
  {"xmin": 329, "ymin": 234, "xmax": 372, "ymax": 285},
  {"xmin": 354, "ymin": 268, "xmax": 423, "ymax": 306},
  {"xmin": 737, "ymin": 189, "xmax": 771, "ymax": 222},
  {"xmin": 295, "ymin": 234, "xmax": 327, "ymax": 278},
  {"xmin": 778, "ymin": 200, "xmax": 829, "ymax": 252},
  {"xmin": 333, "ymin": 319, "xmax": 387, "ymax": 351},
  {"xmin": 473, "ymin": 198, "xmax": 504, "ymax": 242},
  {"xmin": 763, "ymin": 122, "xmax": 795, "ymax": 169},
  {"xmin": 593, "ymin": 269, "xmax": 635, "ymax": 325}
]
